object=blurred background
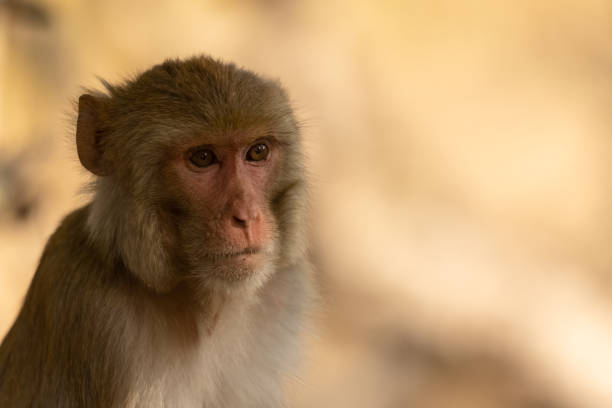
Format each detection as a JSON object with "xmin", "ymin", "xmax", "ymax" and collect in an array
[{"xmin": 2, "ymin": 0, "xmax": 612, "ymax": 406}]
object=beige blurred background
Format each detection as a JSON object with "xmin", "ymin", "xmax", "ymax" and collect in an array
[{"xmin": 2, "ymin": 1, "xmax": 612, "ymax": 406}]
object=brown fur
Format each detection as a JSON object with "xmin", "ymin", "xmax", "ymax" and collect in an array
[{"xmin": 0, "ymin": 55, "xmax": 314, "ymax": 407}]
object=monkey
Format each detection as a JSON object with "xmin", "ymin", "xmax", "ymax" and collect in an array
[{"xmin": 0, "ymin": 55, "xmax": 314, "ymax": 407}]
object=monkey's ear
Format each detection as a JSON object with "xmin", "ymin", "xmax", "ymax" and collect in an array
[{"xmin": 76, "ymin": 94, "xmax": 111, "ymax": 176}]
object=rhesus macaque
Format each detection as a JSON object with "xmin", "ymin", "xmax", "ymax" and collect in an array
[{"xmin": 0, "ymin": 55, "xmax": 314, "ymax": 407}]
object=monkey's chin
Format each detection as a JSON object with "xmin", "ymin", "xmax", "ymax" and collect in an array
[
  {"xmin": 221, "ymin": 253, "xmax": 263, "ymax": 278},
  {"xmin": 204, "ymin": 251, "xmax": 272, "ymax": 288}
]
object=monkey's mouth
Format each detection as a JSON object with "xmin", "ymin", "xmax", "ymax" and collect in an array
[
  {"xmin": 205, "ymin": 247, "xmax": 263, "ymax": 260},
  {"xmin": 226, "ymin": 247, "xmax": 262, "ymax": 257}
]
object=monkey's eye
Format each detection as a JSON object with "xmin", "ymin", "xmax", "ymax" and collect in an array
[
  {"xmin": 246, "ymin": 143, "xmax": 269, "ymax": 162},
  {"xmin": 189, "ymin": 148, "xmax": 217, "ymax": 167}
]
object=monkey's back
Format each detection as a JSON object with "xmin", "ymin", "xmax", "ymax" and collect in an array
[{"xmin": 0, "ymin": 206, "xmax": 130, "ymax": 407}]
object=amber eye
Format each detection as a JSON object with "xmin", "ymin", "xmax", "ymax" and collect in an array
[
  {"xmin": 246, "ymin": 143, "xmax": 269, "ymax": 162},
  {"xmin": 189, "ymin": 148, "xmax": 216, "ymax": 167}
]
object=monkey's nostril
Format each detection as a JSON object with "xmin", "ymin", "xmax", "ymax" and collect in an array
[{"xmin": 232, "ymin": 215, "xmax": 247, "ymax": 227}]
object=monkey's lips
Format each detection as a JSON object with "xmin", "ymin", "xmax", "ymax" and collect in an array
[
  {"xmin": 223, "ymin": 247, "xmax": 262, "ymax": 258},
  {"xmin": 204, "ymin": 247, "xmax": 264, "ymax": 261}
]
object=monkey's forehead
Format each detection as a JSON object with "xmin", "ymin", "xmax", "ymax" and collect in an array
[
  {"xmin": 110, "ymin": 88, "xmax": 288, "ymax": 121},
  {"xmin": 106, "ymin": 100, "xmax": 297, "ymax": 145}
]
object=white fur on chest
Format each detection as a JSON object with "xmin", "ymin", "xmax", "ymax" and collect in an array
[{"xmin": 125, "ymin": 270, "xmax": 306, "ymax": 408}]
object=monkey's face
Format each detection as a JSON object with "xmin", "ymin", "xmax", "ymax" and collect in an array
[
  {"xmin": 77, "ymin": 57, "xmax": 305, "ymax": 293},
  {"xmin": 166, "ymin": 133, "xmax": 282, "ymax": 285}
]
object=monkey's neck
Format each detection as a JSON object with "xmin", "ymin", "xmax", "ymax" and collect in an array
[{"xmin": 128, "ymin": 278, "xmax": 257, "ymax": 344}]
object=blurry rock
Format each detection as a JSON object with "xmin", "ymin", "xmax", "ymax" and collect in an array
[
  {"xmin": 0, "ymin": 149, "xmax": 40, "ymax": 222},
  {"xmin": 0, "ymin": 0, "xmax": 50, "ymax": 28}
]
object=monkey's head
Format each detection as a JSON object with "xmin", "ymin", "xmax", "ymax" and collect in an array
[{"xmin": 76, "ymin": 56, "xmax": 307, "ymax": 293}]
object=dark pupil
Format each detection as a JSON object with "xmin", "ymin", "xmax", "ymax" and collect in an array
[
  {"xmin": 191, "ymin": 149, "xmax": 213, "ymax": 167},
  {"xmin": 251, "ymin": 144, "xmax": 266, "ymax": 159}
]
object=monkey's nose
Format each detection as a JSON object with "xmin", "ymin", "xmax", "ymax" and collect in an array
[{"xmin": 229, "ymin": 199, "xmax": 260, "ymax": 228}]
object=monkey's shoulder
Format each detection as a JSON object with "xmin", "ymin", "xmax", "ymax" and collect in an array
[
  {"xmin": 43, "ymin": 204, "xmax": 93, "ymax": 259},
  {"xmin": 27, "ymin": 205, "xmax": 116, "ymax": 306}
]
